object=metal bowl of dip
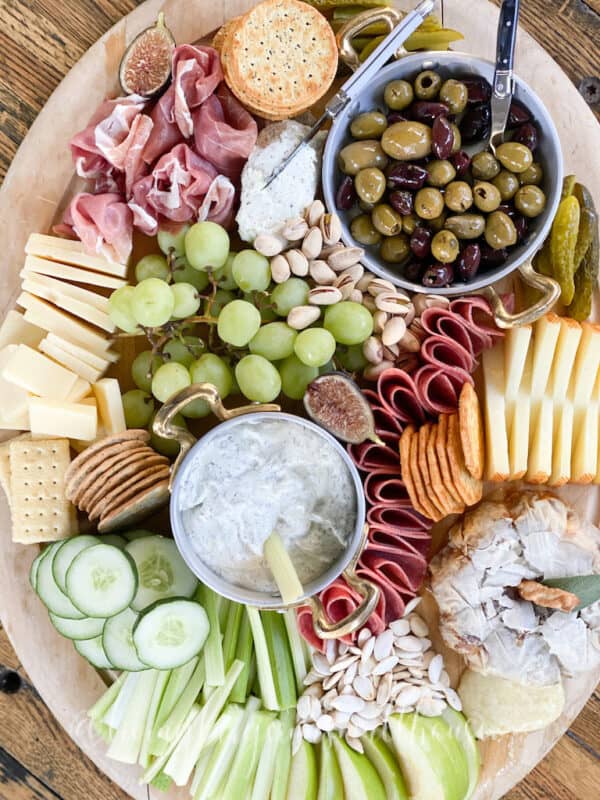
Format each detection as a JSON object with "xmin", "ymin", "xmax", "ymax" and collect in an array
[{"xmin": 154, "ymin": 383, "xmax": 380, "ymax": 640}]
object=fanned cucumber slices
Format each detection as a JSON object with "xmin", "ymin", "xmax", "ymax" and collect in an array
[{"xmin": 125, "ymin": 535, "xmax": 198, "ymax": 611}]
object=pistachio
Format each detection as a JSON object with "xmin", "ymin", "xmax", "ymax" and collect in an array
[
  {"xmin": 305, "ymin": 199, "xmax": 325, "ymax": 227},
  {"xmin": 383, "ymin": 343, "xmax": 400, "ymax": 360},
  {"xmin": 403, "ymin": 303, "xmax": 416, "ymax": 327},
  {"xmin": 285, "ymin": 248, "xmax": 309, "ymax": 277},
  {"xmin": 334, "ymin": 273, "xmax": 356, "ymax": 300},
  {"xmin": 364, "ymin": 360, "xmax": 394, "ymax": 380},
  {"xmin": 356, "ymin": 272, "xmax": 375, "ymax": 292},
  {"xmin": 362, "ymin": 336, "xmax": 384, "ymax": 365},
  {"xmin": 254, "ymin": 233, "xmax": 286, "ymax": 257},
  {"xmin": 362, "ymin": 294, "xmax": 377, "ymax": 313},
  {"xmin": 270, "ymin": 253, "xmax": 291, "ymax": 283},
  {"xmin": 337, "ymin": 263, "xmax": 364, "ymax": 285},
  {"xmin": 308, "ymin": 286, "xmax": 343, "ymax": 306},
  {"xmin": 282, "ymin": 216, "xmax": 309, "ymax": 241},
  {"xmin": 412, "ymin": 293, "xmax": 451, "ymax": 316},
  {"xmin": 350, "ymin": 288, "xmax": 363, "ymax": 303},
  {"xmin": 398, "ymin": 329, "xmax": 421, "ymax": 353},
  {"xmin": 320, "ymin": 212, "xmax": 342, "ymax": 246},
  {"xmin": 374, "ymin": 292, "xmax": 413, "ymax": 315},
  {"xmin": 373, "ymin": 309, "xmax": 388, "ymax": 334},
  {"xmin": 302, "ymin": 227, "xmax": 324, "ymax": 260},
  {"xmin": 320, "ymin": 242, "xmax": 346, "ymax": 260},
  {"xmin": 287, "ymin": 305, "xmax": 321, "ymax": 330},
  {"xmin": 309, "ymin": 259, "xmax": 337, "ymax": 285},
  {"xmin": 367, "ymin": 277, "xmax": 398, "ymax": 297},
  {"xmin": 382, "ymin": 316, "xmax": 407, "ymax": 346},
  {"xmin": 328, "ymin": 246, "xmax": 364, "ymax": 271}
]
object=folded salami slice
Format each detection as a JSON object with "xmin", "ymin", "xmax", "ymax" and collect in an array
[
  {"xmin": 367, "ymin": 504, "xmax": 430, "ymax": 533},
  {"xmin": 413, "ymin": 364, "xmax": 473, "ymax": 415},
  {"xmin": 377, "ymin": 369, "xmax": 426, "ymax": 425},
  {"xmin": 371, "ymin": 404, "xmax": 405, "ymax": 436},
  {"xmin": 360, "ymin": 548, "xmax": 428, "ymax": 595},
  {"xmin": 449, "ymin": 296, "xmax": 503, "ymax": 354},
  {"xmin": 348, "ymin": 441, "xmax": 402, "ymax": 473},
  {"xmin": 420, "ymin": 334, "xmax": 474, "ymax": 373},
  {"xmin": 419, "ymin": 306, "xmax": 475, "ymax": 356},
  {"xmin": 368, "ymin": 526, "xmax": 432, "ymax": 558},
  {"xmin": 364, "ymin": 471, "xmax": 408, "ymax": 506},
  {"xmin": 354, "ymin": 563, "xmax": 409, "ymax": 623}
]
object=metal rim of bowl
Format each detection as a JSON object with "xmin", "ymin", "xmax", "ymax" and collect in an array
[
  {"xmin": 169, "ymin": 411, "xmax": 366, "ymax": 609},
  {"xmin": 322, "ymin": 51, "xmax": 564, "ymax": 296}
]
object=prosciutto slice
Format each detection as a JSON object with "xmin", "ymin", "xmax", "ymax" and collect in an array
[
  {"xmin": 128, "ymin": 175, "xmax": 159, "ymax": 236},
  {"xmin": 145, "ymin": 143, "xmax": 218, "ymax": 223},
  {"xmin": 60, "ymin": 193, "xmax": 133, "ymax": 264},
  {"xmin": 197, "ymin": 174, "xmax": 236, "ymax": 229}
]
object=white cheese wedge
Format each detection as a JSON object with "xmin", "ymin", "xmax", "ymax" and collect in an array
[
  {"xmin": 531, "ymin": 314, "xmax": 562, "ymax": 398},
  {"xmin": 526, "ymin": 395, "xmax": 553, "ymax": 484},
  {"xmin": 44, "ymin": 333, "xmax": 110, "ymax": 372},
  {"xmin": 550, "ymin": 318, "xmax": 582, "ymax": 400},
  {"xmin": 0, "ymin": 309, "xmax": 45, "ymax": 351},
  {"xmin": 1, "ymin": 344, "xmax": 78, "ymax": 400},
  {"xmin": 571, "ymin": 403, "xmax": 598, "ymax": 484},
  {"xmin": 482, "ymin": 343, "xmax": 510, "ymax": 481},
  {"xmin": 28, "ymin": 398, "xmax": 97, "ymax": 441},
  {"xmin": 504, "ymin": 325, "xmax": 532, "ymax": 432},
  {"xmin": 66, "ymin": 377, "xmax": 92, "ymax": 403},
  {"xmin": 509, "ymin": 349, "xmax": 533, "ymax": 480},
  {"xmin": 25, "ymin": 233, "xmax": 128, "ymax": 278},
  {"xmin": 93, "ymin": 378, "xmax": 126, "ymax": 435},
  {"xmin": 0, "ymin": 346, "xmax": 31, "ymax": 428},
  {"xmin": 21, "ymin": 270, "xmax": 110, "ymax": 314},
  {"xmin": 549, "ymin": 401, "xmax": 574, "ymax": 487},
  {"xmin": 22, "ymin": 277, "xmax": 115, "ymax": 333},
  {"xmin": 23, "ymin": 255, "xmax": 127, "ymax": 290},
  {"xmin": 18, "ymin": 293, "xmax": 111, "ymax": 356},
  {"xmin": 570, "ymin": 322, "xmax": 600, "ymax": 406},
  {"xmin": 38, "ymin": 338, "xmax": 104, "ymax": 384}
]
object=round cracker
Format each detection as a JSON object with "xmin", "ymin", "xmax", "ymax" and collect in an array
[
  {"xmin": 212, "ymin": 15, "xmax": 242, "ymax": 54},
  {"xmin": 458, "ymin": 382, "xmax": 484, "ymax": 480},
  {"xmin": 89, "ymin": 465, "xmax": 171, "ymax": 522},
  {"xmin": 69, "ymin": 445, "xmax": 150, "ymax": 505},
  {"xmin": 98, "ymin": 481, "xmax": 170, "ymax": 533},
  {"xmin": 80, "ymin": 453, "xmax": 169, "ymax": 513},
  {"xmin": 65, "ymin": 430, "xmax": 150, "ymax": 485}
]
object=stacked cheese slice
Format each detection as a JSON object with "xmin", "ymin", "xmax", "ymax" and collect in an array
[
  {"xmin": 0, "ymin": 235, "xmax": 127, "ymax": 443},
  {"xmin": 482, "ymin": 313, "xmax": 600, "ymax": 486}
]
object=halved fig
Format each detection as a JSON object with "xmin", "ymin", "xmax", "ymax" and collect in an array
[
  {"xmin": 304, "ymin": 373, "xmax": 381, "ymax": 445},
  {"xmin": 119, "ymin": 12, "xmax": 175, "ymax": 97}
]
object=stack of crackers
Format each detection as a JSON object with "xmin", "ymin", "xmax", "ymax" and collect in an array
[
  {"xmin": 213, "ymin": 0, "xmax": 338, "ymax": 121},
  {"xmin": 400, "ymin": 384, "xmax": 484, "ymax": 522},
  {"xmin": 65, "ymin": 430, "xmax": 171, "ymax": 533}
]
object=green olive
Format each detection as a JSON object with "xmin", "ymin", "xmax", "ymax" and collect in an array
[
  {"xmin": 473, "ymin": 181, "xmax": 502, "ymax": 213},
  {"xmin": 351, "ymin": 213, "xmax": 382, "ymax": 246},
  {"xmin": 439, "ymin": 79, "xmax": 468, "ymax": 114},
  {"xmin": 445, "ymin": 214, "xmax": 486, "ymax": 239},
  {"xmin": 384, "ymin": 79, "xmax": 414, "ymax": 111},
  {"xmin": 485, "ymin": 211, "xmax": 518, "ymax": 249},
  {"xmin": 450, "ymin": 123, "xmax": 462, "ymax": 155},
  {"xmin": 495, "ymin": 142, "xmax": 533, "ymax": 174},
  {"xmin": 381, "ymin": 121, "xmax": 432, "ymax": 161},
  {"xmin": 471, "ymin": 151, "xmax": 501, "ymax": 180},
  {"xmin": 426, "ymin": 159, "xmax": 456, "ymax": 188},
  {"xmin": 519, "ymin": 162, "xmax": 544, "ymax": 186},
  {"xmin": 338, "ymin": 140, "xmax": 388, "ymax": 176},
  {"xmin": 429, "ymin": 211, "xmax": 448, "ymax": 233},
  {"xmin": 402, "ymin": 213, "xmax": 419, "ymax": 235},
  {"xmin": 355, "ymin": 167, "xmax": 387, "ymax": 204},
  {"xmin": 414, "ymin": 70, "xmax": 442, "ymax": 100},
  {"xmin": 372, "ymin": 204, "xmax": 404, "ymax": 236},
  {"xmin": 514, "ymin": 185, "xmax": 547, "ymax": 218},
  {"xmin": 444, "ymin": 181, "xmax": 473, "ymax": 213},
  {"xmin": 492, "ymin": 170, "xmax": 520, "ymax": 200},
  {"xmin": 359, "ymin": 200, "xmax": 376, "ymax": 213},
  {"xmin": 431, "ymin": 230, "xmax": 460, "ymax": 263},
  {"xmin": 350, "ymin": 111, "xmax": 388, "ymax": 140},
  {"xmin": 380, "ymin": 234, "xmax": 411, "ymax": 263},
  {"xmin": 414, "ymin": 187, "xmax": 445, "ymax": 220}
]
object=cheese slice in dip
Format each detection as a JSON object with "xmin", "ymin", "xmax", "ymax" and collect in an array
[{"xmin": 178, "ymin": 418, "xmax": 357, "ymax": 594}]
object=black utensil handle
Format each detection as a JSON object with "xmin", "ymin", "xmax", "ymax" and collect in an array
[{"xmin": 496, "ymin": 0, "xmax": 520, "ymax": 70}]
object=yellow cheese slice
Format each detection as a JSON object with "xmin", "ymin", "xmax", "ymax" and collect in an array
[
  {"xmin": 504, "ymin": 325, "xmax": 532, "ymax": 431},
  {"xmin": 549, "ymin": 401, "xmax": 573, "ymax": 487},
  {"xmin": 526, "ymin": 395, "xmax": 553, "ymax": 484},
  {"xmin": 93, "ymin": 378, "xmax": 126, "ymax": 435},
  {"xmin": 2, "ymin": 344, "xmax": 78, "ymax": 401},
  {"xmin": 25, "ymin": 233, "xmax": 128, "ymax": 278},
  {"xmin": 70, "ymin": 423, "xmax": 107, "ymax": 453},
  {"xmin": 21, "ymin": 270, "xmax": 110, "ymax": 314},
  {"xmin": 18, "ymin": 294, "xmax": 113, "ymax": 356},
  {"xmin": 550, "ymin": 318, "xmax": 582, "ymax": 401},
  {"xmin": 28, "ymin": 398, "xmax": 98, "ymax": 441},
  {"xmin": 509, "ymin": 349, "xmax": 533, "ymax": 481},
  {"xmin": 570, "ymin": 322, "xmax": 600, "ymax": 406},
  {"xmin": 0, "ymin": 309, "xmax": 45, "ymax": 351},
  {"xmin": 482, "ymin": 343, "xmax": 510, "ymax": 481},
  {"xmin": 66, "ymin": 377, "xmax": 92, "ymax": 403},
  {"xmin": 45, "ymin": 333, "xmax": 110, "ymax": 372},
  {"xmin": 23, "ymin": 255, "xmax": 127, "ymax": 290},
  {"xmin": 571, "ymin": 403, "xmax": 598, "ymax": 484},
  {"xmin": 22, "ymin": 277, "xmax": 115, "ymax": 333},
  {"xmin": 0, "ymin": 346, "xmax": 31, "ymax": 428},
  {"xmin": 531, "ymin": 314, "xmax": 561, "ymax": 398},
  {"xmin": 38, "ymin": 338, "xmax": 104, "ymax": 384}
]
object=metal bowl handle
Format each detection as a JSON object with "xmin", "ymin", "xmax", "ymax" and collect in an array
[
  {"xmin": 337, "ymin": 7, "xmax": 402, "ymax": 73},
  {"xmin": 482, "ymin": 260, "xmax": 560, "ymax": 328}
]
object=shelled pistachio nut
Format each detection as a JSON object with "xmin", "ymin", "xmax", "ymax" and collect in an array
[
  {"xmin": 308, "ymin": 286, "xmax": 343, "ymax": 305},
  {"xmin": 282, "ymin": 216, "xmax": 309, "ymax": 242},
  {"xmin": 287, "ymin": 305, "xmax": 321, "ymax": 330},
  {"xmin": 305, "ymin": 199, "xmax": 326, "ymax": 227},
  {"xmin": 271, "ymin": 253, "xmax": 291, "ymax": 283},
  {"xmin": 302, "ymin": 227, "xmax": 324, "ymax": 260},
  {"xmin": 309, "ymin": 260, "xmax": 337, "ymax": 285},
  {"xmin": 328, "ymin": 246, "xmax": 364, "ymax": 271},
  {"xmin": 286, "ymin": 249, "xmax": 309, "ymax": 277},
  {"xmin": 254, "ymin": 233, "xmax": 286, "ymax": 257},
  {"xmin": 382, "ymin": 316, "xmax": 407, "ymax": 347}
]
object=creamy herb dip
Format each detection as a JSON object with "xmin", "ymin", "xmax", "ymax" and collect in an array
[{"xmin": 178, "ymin": 419, "xmax": 357, "ymax": 593}]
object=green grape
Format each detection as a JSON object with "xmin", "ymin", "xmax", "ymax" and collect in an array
[
  {"xmin": 235, "ymin": 355, "xmax": 281, "ymax": 403},
  {"xmin": 185, "ymin": 221, "xmax": 230, "ymax": 271},
  {"xmin": 135, "ymin": 254, "xmax": 169, "ymax": 283},
  {"xmin": 243, "ymin": 292, "xmax": 278, "ymax": 322},
  {"xmin": 131, "ymin": 278, "xmax": 175, "ymax": 328},
  {"xmin": 320, "ymin": 359, "xmax": 335, "ymax": 375},
  {"xmin": 210, "ymin": 289, "xmax": 235, "ymax": 317},
  {"xmin": 294, "ymin": 328, "xmax": 336, "ymax": 368},
  {"xmin": 278, "ymin": 354, "xmax": 319, "ymax": 400},
  {"xmin": 171, "ymin": 282, "xmax": 201, "ymax": 319},
  {"xmin": 217, "ymin": 300, "xmax": 261, "ymax": 347},
  {"xmin": 131, "ymin": 350, "xmax": 164, "ymax": 393},
  {"xmin": 122, "ymin": 389, "xmax": 155, "ymax": 428},
  {"xmin": 271, "ymin": 278, "xmax": 309, "ymax": 316},
  {"xmin": 336, "ymin": 344, "xmax": 368, "ymax": 372},
  {"xmin": 172, "ymin": 257, "xmax": 210, "ymax": 291},
  {"xmin": 213, "ymin": 253, "xmax": 238, "ymax": 290},
  {"xmin": 231, "ymin": 250, "xmax": 271, "ymax": 292},
  {"xmin": 324, "ymin": 301, "xmax": 374, "ymax": 345},
  {"xmin": 249, "ymin": 322, "xmax": 297, "ymax": 361},
  {"xmin": 157, "ymin": 224, "xmax": 190, "ymax": 257},
  {"xmin": 108, "ymin": 286, "xmax": 139, "ymax": 333},
  {"xmin": 151, "ymin": 362, "xmax": 191, "ymax": 403},
  {"xmin": 185, "ymin": 353, "xmax": 234, "ymax": 417},
  {"xmin": 149, "ymin": 411, "xmax": 187, "ymax": 457},
  {"xmin": 162, "ymin": 336, "xmax": 205, "ymax": 368}
]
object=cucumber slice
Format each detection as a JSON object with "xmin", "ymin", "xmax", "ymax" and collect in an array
[
  {"xmin": 133, "ymin": 598, "xmax": 209, "ymax": 670},
  {"xmin": 102, "ymin": 607, "xmax": 148, "ymax": 671},
  {"xmin": 123, "ymin": 529, "xmax": 156, "ymax": 541},
  {"xmin": 125, "ymin": 535, "xmax": 197, "ymax": 612},
  {"xmin": 29, "ymin": 548, "xmax": 49, "ymax": 592},
  {"xmin": 100, "ymin": 534, "xmax": 127, "ymax": 549},
  {"xmin": 74, "ymin": 635, "xmax": 114, "ymax": 669},
  {"xmin": 50, "ymin": 613, "xmax": 106, "ymax": 641},
  {"xmin": 53, "ymin": 535, "xmax": 100, "ymax": 592},
  {"xmin": 66, "ymin": 544, "xmax": 137, "ymax": 618},
  {"xmin": 36, "ymin": 543, "xmax": 85, "ymax": 620}
]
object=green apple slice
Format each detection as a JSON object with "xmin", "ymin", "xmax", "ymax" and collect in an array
[
  {"xmin": 286, "ymin": 739, "xmax": 317, "ymax": 800},
  {"xmin": 331, "ymin": 734, "xmax": 387, "ymax": 800},
  {"xmin": 442, "ymin": 709, "xmax": 481, "ymax": 800},
  {"xmin": 317, "ymin": 736, "xmax": 344, "ymax": 800},
  {"xmin": 362, "ymin": 733, "xmax": 409, "ymax": 800}
]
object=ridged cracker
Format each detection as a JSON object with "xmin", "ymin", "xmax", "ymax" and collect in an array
[
  {"xmin": 80, "ymin": 452, "xmax": 169, "ymax": 513},
  {"xmin": 98, "ymin": 481, "xmax": 170, "ymax": 533},
  {"xmin": 426, "ymin": 424, "xmax": 463, "ymax": 516},
  {"xmin": 458, "ymin": 382, "xmax": 484, "ymax": 480},
  {"xmin": 435, "ymin": 414, "xmax": 464, "ymax": 507},
  {"xmin": 447, "ymin": 413, "xmax": 483, "ymax": 507},
  {"xmin": 417, "ymin": 424, "xmax": 445, "ymax": 521},
  {"xmin": 64, "ymin": 429, "xmax": 149, "ymax": 485},
  {"xmin": 88, "ymin": 464, "xmax": 171, "ymax": 522},
  {"xmin": 68, "ymin": 444, "xmax": 149, "ymax": 505}
]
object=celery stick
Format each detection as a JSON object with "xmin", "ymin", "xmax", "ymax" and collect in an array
[
  {"xmin": 189, "ymin": 744, "xmax": 214, "ymax": 797},
  {"xmin": 149, "ymin": 771, "xmax": 172, "ymax": 792},
  {"xmin": 92, "ymin": 720, "xmax": 114, "ymax": 742},
  {"xmin": 88, "ymin": 672, "xmax": 127, "ymax": 723},
  {"xmin": 247, "ymin": 606, "xmax": 279, "ymax": 710},
  {"xmin": 194, "ymin": 703, "xmax": 250, "ymax": 800},
  {"xmin": 264, "ymin": 532, "xmax": 303, "ymax": 603},
  {"xmin": 230, "ymin": 609, "xmax": 254, "ymax": 703},
  {"xmin": 203, "ymin": 705, "xmax": 234, "ymax": 748},
  {"xmin": 158, "ymin": 658, "xmax": 205, "ymax": 744},
  {"xmin": 103, "ymin": 673, "xmax": 141, "ymax": 730},
  {"xmin": 202, "ymin": 683, "xmax": 215, "ymax": 703},
  {"xmin": 262, "ymin": 611, "xmax": 296, "ymax": 709},
  {"xmin": 107, "ymin": 670, "xmax": 159, "ymax": 764},
  {"xmin": 217, "ymin": 594, "xmax": 230, "ymax": 629},
  {"xmin": 271, "ymin": 710, "xmax": 294, "ymax": 800},
  {"xmin": 197, "ymin": 584, "xmax": 225, "ymax": 687},
  {"xmin": 149, "ymin": 658, "xmax": 197, "ymax": 755},
  {"xmin": 251, "ymin": 717, "xmax": 283, "ymax": 800},
  {"xmin": 223, "ymin": 601, "xmax": 244, "ymax": 671},
  {"xmin": 138, "ymin": 670, "xmax": 169, "ymax": 768},
  {"xmin": 284, "ymin": 609, "xmax": 309, "ymax": 693},
  {"xmin": 142, "ymin": 704, "xmax": 200, "ymax": 784},
  {"xmin": 222, "ymin": 709, "xmax": 274, "ymax": 799}
]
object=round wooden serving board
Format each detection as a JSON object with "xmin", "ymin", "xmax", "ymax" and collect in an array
[{"xmin": 0, "ymin": 1, "xmax": 598, "ymax": 798}]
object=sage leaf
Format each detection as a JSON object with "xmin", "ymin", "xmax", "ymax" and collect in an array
[{"xmin": 542, "ymin": 575, "xmax": 600, "ymax": 611}]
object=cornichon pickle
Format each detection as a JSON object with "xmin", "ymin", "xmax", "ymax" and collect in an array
[
  {"xmin": 573, "ymin": 182, "xmax": 598, "ymax": 269},
  {"xmin": 566, "ymin": 224, "xmax": 599, "ymax": 321},
  {"xmin": 549, "ymin": 196, "xmax": 580, "ymax": 305},
  {"xmin": 561, "ymin": 174, "xmax": 577, "ymax": 199}
]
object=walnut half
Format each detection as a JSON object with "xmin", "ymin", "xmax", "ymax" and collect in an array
[{"xmin": 518, "ymin": 580, "xmax": 580, "ymax": 612}]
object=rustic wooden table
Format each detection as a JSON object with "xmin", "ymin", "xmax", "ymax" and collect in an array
[{"xmin": 0, "ymin": 0, "xmax": 598, "ymax": 798}]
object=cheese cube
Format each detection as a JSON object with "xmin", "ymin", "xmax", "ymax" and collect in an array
[
  {"xmin": 28, "ymin": 398, "xmax": 98, "ymax": 441},
  {"xmin": 44, "ymin": 333, "xmax": 110, "ymax": 372},
  {"xmin": 482, "ymin": 343, "xmax": 510, "ymax": 481},
  {"xmin": 18, "ymin": 293, "xmax": 111, "ymax": 355},
  {"xmin": 0, "ymin": 346, "xmax": 30, "ymax": 430},
  {"xmin": 23, "ymin": 255, "xmax": 127, "ymax": 290},
  {"xmin": 22, "ymin": 277, "xmax": 115, "ymax": 333},
  {"xmin": 2, "ymin": 344, "xmax": 78, "ymax": 400},
  {"xmin": 0, "ymin": 310, "xmax": 45, "ymax": 351},
  {"xmin": 25, "ymin": 233, "xmax": 128, "ymax": 277},
  {"xmin": 66, "ymin": 377, "xmax": 92, "ymax": 403},
  {"xmin": 93, "ymin": 378, "xmax": 126, "ymax": 435},
  {"xmin": 38, "ymin": 338, "xmax": 104, "ymax": 384},
  {"xmin": 526, "ymin": 396, "xmax": 553, "ymax": 484},
  {"xmin": 572, "ymin": 403, "xmax": 598, "ymax": 484},
  {"xmin": 549, "ymin": 401, "xmax": 574, "ymax": 487}
]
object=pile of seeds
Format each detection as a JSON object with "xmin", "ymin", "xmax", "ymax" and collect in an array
[{"xmin": 293, "ymin": 598, "xmax": 461, "ymax": 755}]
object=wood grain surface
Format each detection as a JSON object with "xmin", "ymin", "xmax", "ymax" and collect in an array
[{"xmin": 0, "ymin": 1, "xmax": 598, "ymax": 799}]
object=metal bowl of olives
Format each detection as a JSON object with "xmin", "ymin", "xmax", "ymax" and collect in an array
[{"xmin": 322, "ymin": 51, "xmax": 563, "ymax": 319}]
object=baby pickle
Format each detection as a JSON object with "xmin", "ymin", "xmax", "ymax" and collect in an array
[
  {"xmin": 549, "ymin": 196, "xmax": 580, "ymax": 305},
  {"xmin": 567, "ymin": 224, "xmax": 599, "ymax": 321},
  {"xmin": 561, "ymin": 174, "xmax": 577, "ymax": 199},
  {"xmin": 573, "ymin": 182, "xmax": 598, "ymax": 271}
]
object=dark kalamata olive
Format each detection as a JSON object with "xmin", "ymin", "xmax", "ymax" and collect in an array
[
  {"xmin": 410, "ymin": 226, "xmax": 433, "ymax": 258},
  {"xmin": 507, "ymin": 101, "xmax": 531, "ymax": 128},
  {"xmin": 336, "ymin": 175, "xmax": 356, "ymax": 210},
  {"xmin": 432, "ymin": 115, "xmax": 454, "ymax": 160},
  {"xmin": 463, "ymin": 77, "xmax": 492, "ymax": 105},
  {"xmin": 457, "ymin": 244, "xmax": 481, "ymax": 281},
  {"xmin": 389, "ymin": 190, "xmax": 414, "ymax": 216},
  {"xmin": 403, "ymin": 261, "xmax": 423, "ymax": 283},
  {"xmin": 512, "ymin": 122, "xmax": 539, "ymax": 152},
  {"xmin": 410, "ymin": 101, "xmax": 449, "ymax": 125},
  {"xmin": 460, "ymin": 104, "xmax": 491, "ymax": 142},
  {"xmin": 387, "ymin": 163, "xmax": 428, "ymax": 191},
  {"xmin": 497, "ymin": 203, "xmax": 515, "ymax": 217},
  {"xmin": 422, "ymin": 263, "xmax": 454, "ymax": 287},
  {"xmin": 479, "ymin": 244, "xmax": 508, "ymax": 266},
  {"xmin": 513, "ymin": 213, "xmax": 528, "ymax": 241},
  {"xmin": 451, "ymin": 150, "xmax": 472, "ymax": 177},
  {"xmin": 387, "ymin": 112, "xmax": 407, "ymax": 125}
]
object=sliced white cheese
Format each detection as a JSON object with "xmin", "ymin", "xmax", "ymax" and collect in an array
[
  {"xmin": 70, "ymin": 423, "xmax": 107, "ymax": 453},
  {"xmin": 570, "ymin": 322, "xmax": 600, "ymax": 406},
  {"xmin": 531, "ymin": 314, "xmax": 561, "ymax": 398},
  {"xmin": 66, "ymin": 377, "xmax": 92, "ymax": 403},
  {"xmin": 509, "ymin": 349, "xmax": 533, "ymax": 480},
  {"xmin": 550, "ymin": 318, "xmax": 582, "ymax": 401},
  {"xmin": 0, "ymin": 309, "xmax": 45, "ymax": 351},
  {"xmin": 549, "ymin": 401, "xmax": 574, "ymax": 487},
  {"xmin": 482, "ymin": 343, "xmax": 510, "ymax": 481},
  {"xmin": 25, "ymin": 233, "xmax": 128, "ymax": 278},
  {"xmin": 45, "ymin": 333, "xmax": 110, "ymax": 372},
  {"xmin": 21, "ymin": 270, "xmax": 110, "ymax": 314},
  {"xmin": 1, "ymin": 344, "xmax": 78, "ymax": 400},
  {"xmin": 23, "ymin": 255, "xmax": 127, "ymax": 290},
  {"xmin": 92, "ymin": 378, "xmax": 126, "ymax": 435},
  {"xmin": 22, "ymin": 277, "xmax": 115, "ymax": 333},
  {"xmin": 571, "ymin": 402, "xmax": 598, "ymax": 484},
  {"xmin": 38, "ymin": 338, "xmax": 104, "ymax": 384},
  {"xmin": 526, "ymin": 395, "xmax": 553, "ymax": 484},
  {"xmin": 504, "ymin": 325, "xmax": 532, "ymax": 432},
  {"xmin": 18, "ymin": 293, "xmax": 112, "ymax": 355},
  {"xmin": 28, "ymin": 397, "xmax": 98, "ymax": 441},
  {"xmin": 0, "ymin": 346, "xmax": 31, "ymax": 427}
]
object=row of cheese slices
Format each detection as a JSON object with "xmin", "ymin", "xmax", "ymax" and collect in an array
[{"xmin": 483, "ymin": 313, "xmax": 600, "ymax": 485}]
